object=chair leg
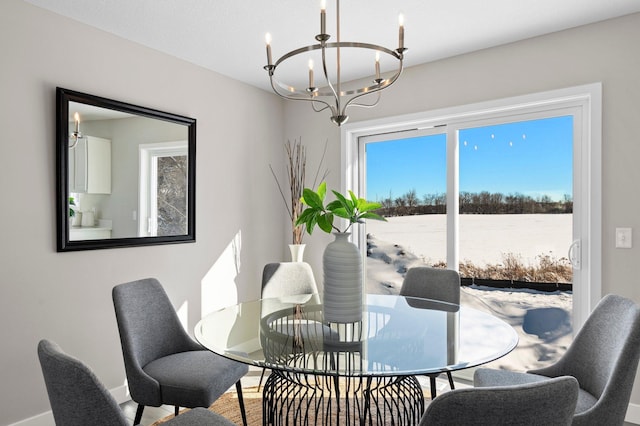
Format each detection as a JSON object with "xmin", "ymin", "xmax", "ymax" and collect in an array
[
  {"xmin": 257, "ymin": 367, "xmax": 267, "ymax": 392},
  {"xmin": 133, "ymin": 404, "xmax": 145, "ymax": 425},
  {"xmin": 446, "ymin": 371, "xmax": 455, "ymax": 390},
  {"xmin": 236, "ymin": 380, "xmax": 248, "ymax": 426},
  {"xmin": 429, "ymin": 375, "xmax": 437, "ymax": 400},
  {"xmin": 174, "ymin": 406, "xmax": 179, "ymax": 417}
]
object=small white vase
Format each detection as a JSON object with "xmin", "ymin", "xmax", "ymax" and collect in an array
[
  {"xmin": 81, "ymin": 210, "xmax": 95, "ymax": 227},
  {"xmin": 322, "ymin": 232, "xmax": 363, "ymax": 323},
  {"xmin": 288, "ymin": 244, "xmax": 306, "ymax": 262}
]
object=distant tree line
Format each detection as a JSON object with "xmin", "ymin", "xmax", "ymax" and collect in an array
[{"xmin": 375, "ymin": 190, "xmax": 573, "ymax": 216}]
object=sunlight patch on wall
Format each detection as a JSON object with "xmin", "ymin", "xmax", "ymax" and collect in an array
[
  {"xmin": 201, "ymin": 230, "xmax": 242, "ymax": 316},
  {"xmin": 177, "ymin": 300, "xmax": 189, "ymax": 331}
]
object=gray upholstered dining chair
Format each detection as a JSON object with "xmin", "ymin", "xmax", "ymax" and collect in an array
[
  {"xmin": 262, "ymin": 262, "xmax": 320, "ymax": 299},
  {"xmin": 474, "ymin": 294, "xmax": 640, "ymax": 426},
  {"xmin": 258, "ymin": 262, "xmax": 320, "ymax": 389},
  {"xmin": 419, "ymin": 374, "xmax": 579, "ymax": 425},
  {"xmin": 112, "ymin": 278, "xmax": 248, "ymax": 426},
  {"xmin": 400, "ymin": 266, "xmax": 460, "ymax": 399},
  {"xmin": 37, "ymin": 339, "xmax": 234, "ymax": 426}
]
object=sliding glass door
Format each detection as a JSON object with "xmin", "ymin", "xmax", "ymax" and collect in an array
[{"xmin": 359, "ymin": 109, "xmax": 579, "ymax": 374}]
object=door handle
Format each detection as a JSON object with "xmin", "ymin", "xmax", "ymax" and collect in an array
[{"xmin": 568, "ymin": 240, "xmax": 581, "ymax": 270}]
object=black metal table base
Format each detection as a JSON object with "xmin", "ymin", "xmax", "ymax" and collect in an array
[{"xmin": 262, "ymin": 371, "xmax": 424, "ymax": 426}]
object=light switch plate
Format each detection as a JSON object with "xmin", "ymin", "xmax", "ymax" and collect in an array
[{"xmin": 616, "ymin": 227, "xmax": 632, "ymax": 248}]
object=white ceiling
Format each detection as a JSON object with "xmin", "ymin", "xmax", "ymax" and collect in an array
[{"xmin": 23, "ymin": 0, "xmax": 640, "ymax": 92}]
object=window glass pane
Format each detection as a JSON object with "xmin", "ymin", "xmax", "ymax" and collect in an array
[
  {"xmin": 458, "ymin": 116, "xmax": 573, "ymax": 282},
  {"xmin": 365, "ymin": 133, "xmax": 447, "ymax": 293},
  {"xmin": 156, "ymin": 155, "xmax": 188, "ymax": 236},
  {"xmin": 458, "ymin": 116, "xmax": 573, "ymax": 372}
]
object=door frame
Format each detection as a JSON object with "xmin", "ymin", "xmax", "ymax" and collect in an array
[
  {"xmin": 341, "ymin": 83, "xmax": 602, "ymax": 331},
  {"xmin": 138, "ymin": 140, "xmax": 188, "ymax": 237}
]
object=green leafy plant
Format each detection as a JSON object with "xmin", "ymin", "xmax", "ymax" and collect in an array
[
  {"xmin": 69, "ymin": 197, "xmax": 76, "ymax": 217},
  {"xmin": 296, "ymin": 182, "xmax": 386, "ymax": 235}
]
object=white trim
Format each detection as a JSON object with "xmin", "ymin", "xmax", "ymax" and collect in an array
[
  {"xmin": 7, "ymin": 412, "xmax": 53, "ymax": 426},
  {"xmin": 8, "ymin": 385, "xmax": 129, "ymax": 426},
  {"xmin": 626, "ymin": 402, "xmax": 640, "ymax": 424},
  {"xmin": 447, "ymin": 125, "xmax": 459, "ymax": 269},
  {"xmin": 111, "ymin": 383, "xmax": 131, "ymax": 404},
  {"xmin": 342, "ymin": 82, "xmax": 602, "ymax": 330}
]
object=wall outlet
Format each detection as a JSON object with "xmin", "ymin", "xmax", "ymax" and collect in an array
[{"xmin": 616, "ymin": 227, "xmax": 632, "ymax": 248}]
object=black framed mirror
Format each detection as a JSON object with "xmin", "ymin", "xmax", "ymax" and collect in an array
[{"xmin": 56, "ymin": 87, "xmax": 196, "ymax": 251}]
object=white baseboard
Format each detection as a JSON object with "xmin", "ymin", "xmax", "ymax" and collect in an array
[
  {"xmin": 626, "ymin": 402, "xmax": 640, "ymax": 424},
  {"xmin": 9, "ymin": 385, "xmax": 129, "ymax": 426},
  {"xmin": 7, "ymin": 411, "xmax": 53, "ymax": 426},
  {"xmin": 111, "ymin": 383, "xmax": 131, "ymax": 404}
]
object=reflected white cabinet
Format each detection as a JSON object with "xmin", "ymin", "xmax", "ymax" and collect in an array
[
  {"xmin": 69, "ymin": 136, "xmax": 111, "ymax": 194},
  {"xmin": 69, "ymin": 226, "xmax": 112, "ymax": 240}
]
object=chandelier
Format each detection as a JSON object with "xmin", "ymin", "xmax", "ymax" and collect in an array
[
  {"xmin": 69, "ymin": 112, "xmax": 83, "ymax": 148},
  {"xmin": 264, "ymin": 0, "xmax": 406, "ymax": 126}
]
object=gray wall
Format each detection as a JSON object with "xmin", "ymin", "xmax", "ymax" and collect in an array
[
  {"xmin": 0, "ymin": 1, "xmax": 286, "ymax": 424},
  {"xmin": 286, "ymin": 11, "xmax": 640, "ymax": 414}
]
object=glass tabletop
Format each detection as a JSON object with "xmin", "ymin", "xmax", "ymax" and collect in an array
[{"xmin": 195, "ymin": 293, "xmax": 518, "ymax": 377}]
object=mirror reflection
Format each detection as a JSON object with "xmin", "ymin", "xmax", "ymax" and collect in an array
[{"xmin": 57, "ymin": 88, "xmax": 196, "ymax": 251}]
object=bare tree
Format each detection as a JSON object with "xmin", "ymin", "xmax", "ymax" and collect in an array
[{"xmin": 405, "ymin": 189, "xmax": 418, "ymax": 213}]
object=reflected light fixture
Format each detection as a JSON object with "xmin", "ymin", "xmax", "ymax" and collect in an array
[
  {"xmin": 69, "ymin": 112, "xmax": 83, "ymax": 148},
  {"xmin": 264, "ymin": 0, "xmax": 407, "ymax": 126}
]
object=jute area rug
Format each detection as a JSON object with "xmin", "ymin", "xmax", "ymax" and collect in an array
[
  {"xmin": 151, "ymin": 386, "xmax": 262, "ymax": 425},
  {"xmin": 151, "ymin": 385, "xmax": 430, "ymax": 426}
]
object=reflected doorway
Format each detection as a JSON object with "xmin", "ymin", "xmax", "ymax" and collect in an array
[{"xmin": 139, "ymin": 141, "xmax": 188, "ymax": 237}]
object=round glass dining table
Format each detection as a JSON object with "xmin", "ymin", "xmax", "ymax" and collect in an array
[{"xmin": 195, "ymin": 293, "xmax": 518, "ymax": 426}]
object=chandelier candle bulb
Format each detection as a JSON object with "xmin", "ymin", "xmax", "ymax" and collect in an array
[
  {"xmin": 320, "ymin": 0, "xmax": 326, "ymax": 35},
  {"xmin": 308, "ymin": 59, "xmax": 314, "ymax": 88},
  {"xmin": 398, "ymin": 14, "xmax": 405, "ymax": 50},
  {"xmin": 375, "ymin": 52, "xmax": 381, "ymax": 80},
  {"xmin": 74, "ymin": 112, "xmax": 80, "ymax": 133},
  {"xmin": 265, "ymin": 33, "xmax": 273, "ymax": 66}
]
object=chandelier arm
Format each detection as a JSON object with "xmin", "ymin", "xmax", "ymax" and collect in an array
[
  {"xmin": 338, "ymin": 58, "xmax": 404, "ymax": 115},
  {"xmin": 68, "ymin": 133, "xmax": 83, "ymax": 149},
  {"xmin": 267, "ymin": 50, "xmax": 404, "ymax": 122},
  {"xmin": 269, "ymin": 74, "xmax": 337, "ymax": 114},
  {"xmin": 319, "ymin": 42, "xmax": 341, "ymax": 113},
  {"xmin": 347, "ymin": 92, "xmax": 382, "ymax": 109},
  {"xmin": 311, "ymin": 102, "xmax": 332, "ymax": 113},
  {"xmin": 268, "ymin": 75, "xmax": 309, "ymax": 100},
  {"xmin": 339, "ymin": 92, "xmax": 380, "ymax": 116}
]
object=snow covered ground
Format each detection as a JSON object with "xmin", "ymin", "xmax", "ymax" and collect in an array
[{"xmin": 366, "ymin": 214, "xmax": 572, "ymax": 267}]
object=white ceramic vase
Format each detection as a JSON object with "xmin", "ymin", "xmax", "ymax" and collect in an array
[
  {"xmin": 322, "ymin": 232, "xmax": 363, "ymax": 323},
  {"xmin": 81, "ymin": 210, "xmax": 95, "ymax": 227},
  {"xmin": 71, "ymin": 211, "xmax": 82, "ymax": 227},
  {"xmin": 288, "ymin": 244, "xmax": 306, "ymax": 262}
]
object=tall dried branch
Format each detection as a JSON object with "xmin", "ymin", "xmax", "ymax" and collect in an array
[{"xmin": 270, "ymin": 138, "xmax": 329, "ymax": 244}]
